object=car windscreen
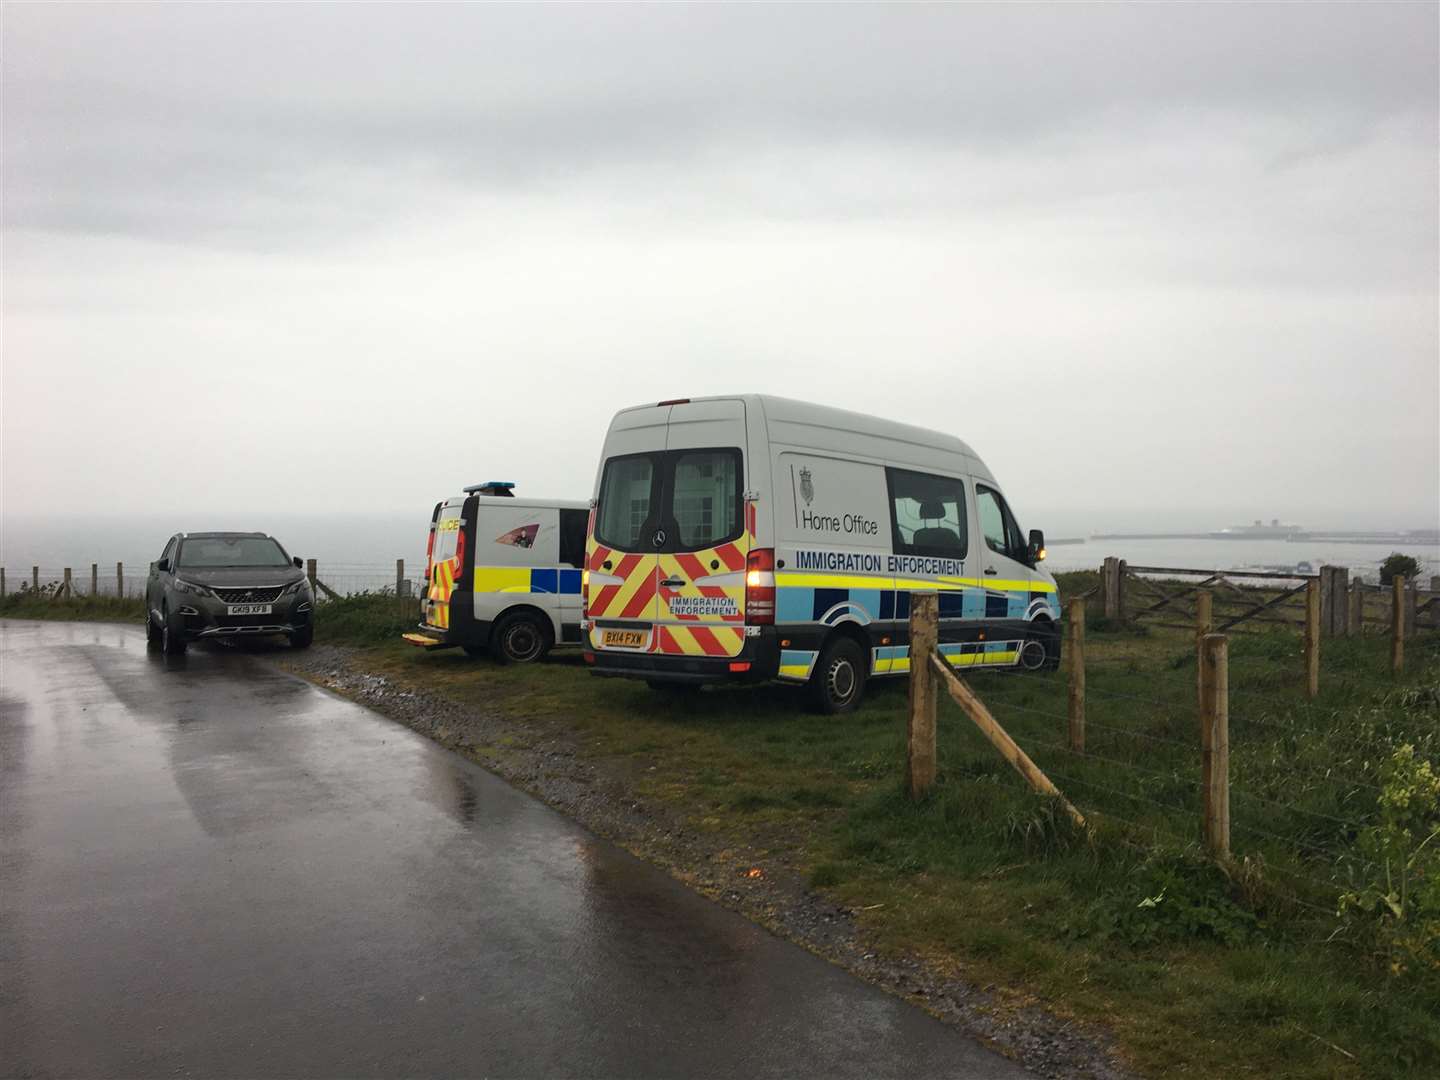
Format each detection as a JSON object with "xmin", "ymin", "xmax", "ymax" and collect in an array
[{"xmin": 177, "ymin": 537, "xmax": 290, "ymax": 568}]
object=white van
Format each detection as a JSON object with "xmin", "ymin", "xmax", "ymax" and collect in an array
[
  {"xmin": 582, "ymin": 396, "xmax": 1060, "ymax": 711},
  {"xmin": 407, "ymin": 482, "xmax": 589, "ymax": 663}
]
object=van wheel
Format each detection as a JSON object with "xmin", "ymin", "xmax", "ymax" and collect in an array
[
  {"xmin": 289, "ymin": 626, "xmax": 314, "ymax": 650},
  {"xmin": 145, "ymin": 610, "xmax": 162, "ymax": 649},
  {"xmin": 161, "ymin": 607, "xmax": 187, "ymax": 655},
  {"xmin": 492, "ymin": 612, "xmax": 550, "ymax": 664},
  {"xmin": 809, "ymin": 637, "xmax": 867, "ymax": 714}
]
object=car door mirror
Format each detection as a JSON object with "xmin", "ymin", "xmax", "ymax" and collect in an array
[
  {"xmin": 293, "ymin": 556, "xmax": 303, "ymax": 568},
  {"xmin": 156, "ymin": 558, "xmax": 171, "ymax": 572},
  {"xmin": 1027, "ymin": 529, "xmax": 1046, "ymax": 564}
]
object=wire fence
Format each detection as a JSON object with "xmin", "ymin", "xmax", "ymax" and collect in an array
[
  {"xmin": 922, "ymin": 610, "xmax": 1438, "ymax": 917},
  {"xmin": 0, "ymin": 562, "xmax": 425, "ymax": 601}
]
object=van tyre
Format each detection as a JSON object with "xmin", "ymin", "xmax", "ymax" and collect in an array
[
  {"xmin": 161, "ymin": 607, "xmax": 187, "ymax": 655},
  {"xmin": 492, "ymin": 612, "xmax": 550, "ymax": 664},
  {"xmin": 289, "ymin": 625, "xmax": 314, "ymax": 650},
  {"xmin": 145, "ymin": 610, "xmax": 162, "ymax": 649},
  {"xmin": 809, "ymin": 637, "xmax": 867, "ymax": 714}
]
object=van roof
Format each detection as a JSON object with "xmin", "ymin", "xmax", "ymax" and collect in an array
[
  {"xmin": 615, "ymin": 394, "xmax": 993, "ymax": 480},
  {"xmin": 441, "ymin": 494, "xmax": 589, "ymax": 512}
]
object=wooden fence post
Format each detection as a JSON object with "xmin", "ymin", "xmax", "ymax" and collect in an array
[
  {"xmin": 90, "ymin": 563, "xmax": 98, "ymax": 598},
  {"xmin": 1200, "ymin": 633, "xmax": 1230, "ymax": 859},
  {"xmin": 395, "ymin": 558, "xmax": 405, "ymax": 598},
  {"xmin": 1304, "ymin": 579, "xmax": 1320, "ymax": 700},
  {"xmin": 1195, "ymin": 590, "xmax": 1213, "ymax": 707},
  {"xmin": 306, "ymin": 558, "xmax": 318, "ymax": 590},
  {"xmin": 1348, "ymin": 581, "xmax": 1364, "ymax": 636},
  {"xmin": 32, "ymin": 566, "xmax": 39, "ymax": 591},
  {"xmin": 1319, "ymin": 566, "xmax": 1348, "ymax": 638},
  {"xmin": 62, "ymin": 567, "xmax": 72, "ymax": 598},
  {"xmin": 1102, "ymin": 557, "xmax": 1126, "ymax": 621},
  {"xmin": 116, "ymin": 562, "xmax": 124, "ymax": 599},
  {"xmin": 1067, "ymin": 598, "xmax": 1085, "ymax": 755},
  {"xmin": 907, "ymin": 592, "xmax": 938, "ymax": 799},
  {"xmin": 1392, "ymin": 575, "xmax": 1405, "ymax": 675},
  {"xmin": 1, "ymin": 568, "xmax": 5, "ymax": 596}
]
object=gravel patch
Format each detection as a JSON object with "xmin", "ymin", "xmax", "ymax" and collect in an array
[{"xmin": 280, "ymin": 643, "xmax": 1136, "ymax": 1080}]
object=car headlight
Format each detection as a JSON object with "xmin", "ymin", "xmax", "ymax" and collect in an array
[
  {"xmin": 173, "ymin": 578, "xmax": 214, "ymax": 597},
  {"xmin": 283, "ymin": 579, "xmax": 310, "ymax": 596}
]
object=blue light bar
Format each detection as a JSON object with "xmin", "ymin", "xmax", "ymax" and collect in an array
[{"xmin": 464, "ymin": 481, "xmax": 517, "ymax": 495}]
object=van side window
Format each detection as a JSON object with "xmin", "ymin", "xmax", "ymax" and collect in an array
[
  {"xmin": 596, "ymin": 454, "xmax": 656, "ymax": 550},
  {"xmin": 558, "ymin": 509, "xmax": 588, "ymax": 568},
  {"xmin": 977, "ymin": 486, "xmax": 1025, "ymax": 561},
  {"xmin": 160, "ymin": 537, "xmax": 176, "ymax": 564},
  {"xmin": 886, "ymin": 469, "xmax": 968, "ymax": 558}
]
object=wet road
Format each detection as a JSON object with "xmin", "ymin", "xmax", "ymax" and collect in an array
[{"xmin": 1, "ymin": 620, "xmax": 1026, "ymax": 1078}]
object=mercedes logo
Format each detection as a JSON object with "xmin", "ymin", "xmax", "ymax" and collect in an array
[{"xmin": 652, "ymin": 529, "xmax": 667, "ymax": 549}]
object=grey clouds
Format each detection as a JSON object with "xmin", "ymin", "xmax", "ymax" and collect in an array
[{"xmin": 3, "ymin": 3, "xmax": 1436, "ymax": 532}]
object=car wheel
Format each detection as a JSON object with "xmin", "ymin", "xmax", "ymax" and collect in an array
[
  {"xmin": 808, "ymin": 637, "xmax": 867, "ymax": 714},
  {"xmin": 145, "ymin": 609, "xmax": 162, "ymax": 649},
  {"xmin": 161, "ymin": 606, "xmax": 187, "ymax": 655},
  {"xmin": 289, "ymin": 625, "xmax": 314, "ymax": 650},
  {"xmin": 491, "ymin": 612, "xmax": 550, "ymax": 664}
]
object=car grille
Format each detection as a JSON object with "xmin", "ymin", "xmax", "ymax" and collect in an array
[{"xmin": 212, "ymin": 585, "xmax": 284, "ymax": 604}]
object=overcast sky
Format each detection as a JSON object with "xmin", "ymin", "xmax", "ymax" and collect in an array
[{"xmin": 3, "ymin": 2, "xmax": 1437, "ymax": 534}]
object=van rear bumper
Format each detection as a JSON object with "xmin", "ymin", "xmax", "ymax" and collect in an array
[{"xmin": 588, "ymin": 628, "xmax": 781, "ymax": 684}]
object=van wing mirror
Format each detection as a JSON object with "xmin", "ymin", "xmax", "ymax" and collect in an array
[
  {"xmin": 1028, "ymin": 529, "xmax": 1046, "ymax": 564},
  {"xmin": 293, "ymin": 556, "xmax": 303, "ymax": 568},
  {"xmin": 156, "ymin": 558, "xmax": 170, "ymax": 572}
]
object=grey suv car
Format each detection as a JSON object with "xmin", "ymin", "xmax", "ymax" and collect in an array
[{"xmin": 145, "ymin": 532, "xmax": 314, "ymax": 654}]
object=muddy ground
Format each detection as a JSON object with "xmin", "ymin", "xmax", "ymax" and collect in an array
[{"xmin": 280, "ymin": 643, "xmax": 1135, "ymax": 1080}]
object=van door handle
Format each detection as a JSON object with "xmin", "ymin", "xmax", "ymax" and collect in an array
[
  {"xmin": 660, "ymin": 577, "xmax": 685, "ymax": 588},
  {"xmin": 984, "ymin": 568, "xmax": 998, "ymax": 575}
]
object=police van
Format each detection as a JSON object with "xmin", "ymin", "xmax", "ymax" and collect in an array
[
  {"xmin": 408, "ymin": 482, "xmax": 590, "ymax": 663},
  {"xmin": 582, "ymin": 396, "xmax": 1060, "ymax": 711}
]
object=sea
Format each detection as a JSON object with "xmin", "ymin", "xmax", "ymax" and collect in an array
[{"xmin": 3, "ymin": 513, "xmax": 1437, "ymax": 595}]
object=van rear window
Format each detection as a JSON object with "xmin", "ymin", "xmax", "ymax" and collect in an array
[
  {"xmin": 595, "ymin": 448, "xmax": 743, "ymax": 553},
  {"xmin": 596, "ymin": 455, "xmax": 655, "ymax": 550},
  {"xmin": 672, "ymin": 450, "xmax": 740, "ymax": 550}
]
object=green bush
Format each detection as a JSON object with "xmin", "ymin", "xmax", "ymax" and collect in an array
[
  {"xmin": 1380, "ymin": 553, "xmax": 1422, "ymax": 586},
  {"xmin": 1339, "ymin": 744, "xmax": 1440, "ymax": 982}
]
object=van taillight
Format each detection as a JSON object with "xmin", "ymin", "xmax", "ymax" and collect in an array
[
  {"xmin": 745, "ymin": 548, "xmax": 775, "ymax": 625},
  {"xmin": 454, "ymin": 528, "xmax": 466, "ymax": 573},
  {"xmin": 424, "ymin": 528, "xmax": 436, "ymax": 579}
]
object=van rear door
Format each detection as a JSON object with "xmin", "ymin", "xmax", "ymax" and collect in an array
[
  {"xmin": 653, "ymin": 400, "xmax": 750, "ymax": 659},
  {"xmin": 587, "ymin": 452, "xmax": 663, "ymax": 647}
]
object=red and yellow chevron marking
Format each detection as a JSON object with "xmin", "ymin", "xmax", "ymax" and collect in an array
[
  {"xmin": 657, "ymin": 550, "xmax": 745, "ymax": 623},
  {"xmin": 585, "ymin": 551, "xmax": 658, "ymax": 620},
  {"xmin": 424, "ymin": 556, "xmax": 460, "ymax": 631},
  {"xmin": 746, "ymin": 500, "xmax": 757, "ymax": 546},
  {"xmin": 652, "ymin": 624, "xmax": 745, "ymax": 656}
]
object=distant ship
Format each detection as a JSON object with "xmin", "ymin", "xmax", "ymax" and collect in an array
[{"xmin": 1209, "ymin": 518, "xmax": 1302, "ymax": 540}]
